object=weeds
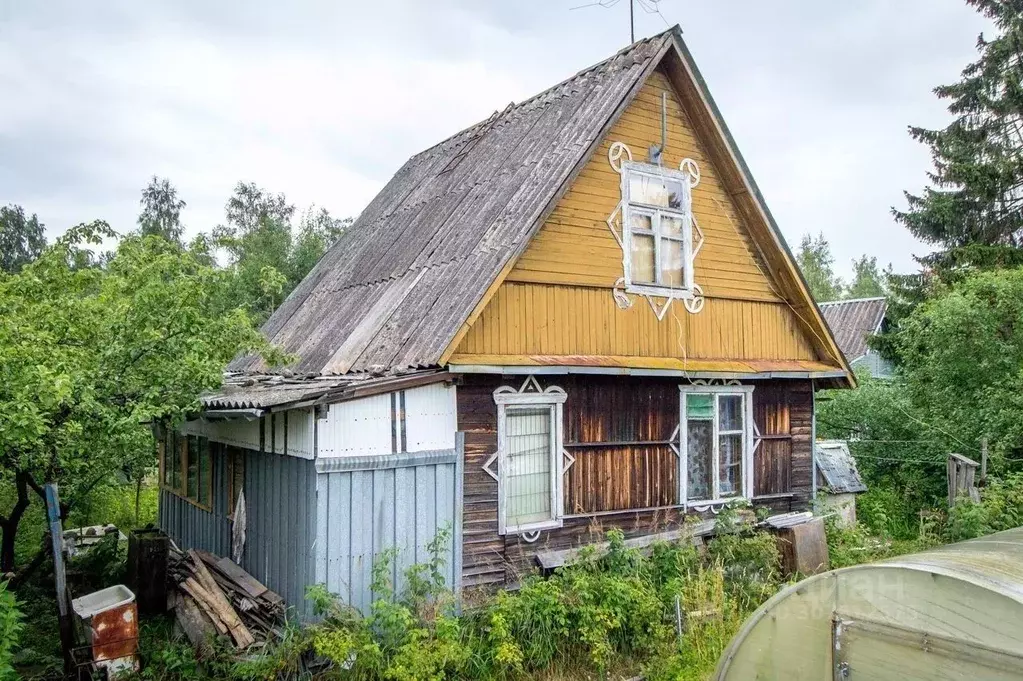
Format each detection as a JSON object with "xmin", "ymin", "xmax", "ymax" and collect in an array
[{"xmin": 0, "ymin": 581, "xmax": 22, "ymax": 681}]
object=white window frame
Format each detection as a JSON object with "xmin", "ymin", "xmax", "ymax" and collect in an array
[
  {"xmin": 494, "ymin": 387, "xmax": 567, "ymax": 535},
  {"xmin": 679, "ymin": 385, "xmax": 755, "ymax": 506},
  {"xmin": 621, "ymin": 160, "xmax": 695, "ymax": 299}
]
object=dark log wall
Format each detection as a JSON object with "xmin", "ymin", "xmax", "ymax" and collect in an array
[{"xmin": 456, "ymin": 374, "xmax": 813, "ymax": 590}]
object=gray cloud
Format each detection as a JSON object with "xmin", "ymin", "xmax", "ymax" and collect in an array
[{"xmin": 0, "ymin": 0, "xmax": 989, "ymax": 278}]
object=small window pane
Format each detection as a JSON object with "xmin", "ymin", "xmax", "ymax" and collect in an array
[
  {"xmin": 687, "ymin": 420, "xmax": 713, "ymax": 501},
  {"xmin": 631, "ymin": 233, "xmax": 655, "ymax": 284},
  {"xmin": 661, "ymin": 238, "xmax": 684, "ymax": 288},
  {"xmin": 162, "ymin": 436, "xmax": 172, "ymax": 488},
  {"xmin": 630, "ymin": 173, "xmax": 685, "ymax": 209},
  {"xmin": 171, "ymin": 433, "xmax": 182, "ymax": 492},
  {"xmin": 719, "ymin": 395, "xmax": 744, "ymax": 431},
  {"xmin": 662, "ymin": 215, "xmax": 684, "ymax": 236},
  {"xmin": 505, "ymin": 407, "xmax": 553, "ymax": 528},
  {"xmin": 629, "ymin": 212, "xmax": 653, "ymax": 232},
  {"xmin": 719, "ymin": 433, "xmax": 744, "ymax": 497},
  {"xmin": 198, "ymin": 439, "xmax": 211, "ymax": 507},
  {"xmin": 687, "ymin": 394, "xmax": 714, "ymax": 420},
  {"xmin": 186, "ymin": 436, "xmax": 199, "ymax": 500}
]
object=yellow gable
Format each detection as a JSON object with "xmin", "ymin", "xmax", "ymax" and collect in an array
[{"xmin": 448, "ymin": 68, "xmax": 841, "ymax": 374}]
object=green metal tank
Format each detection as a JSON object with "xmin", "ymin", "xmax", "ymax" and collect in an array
[{"xmin": 713, "ymin": 527, "xmax": 1023, "ymax": 680}]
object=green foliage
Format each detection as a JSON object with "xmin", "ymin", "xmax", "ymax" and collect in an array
[
  {"xmin": 0, "ymin": 581, "xmax": 22, "ymax": 681},
  {"xmin": 0, "ymin": 226, "xmax": 287, "ymax": 572},
  {"xmin": 213, "ymin": 183, "xmax": 351, "ymax": 323},
  {"xmin": 897, "ymin": 268, "xmax": 1023, "ymax": 456},
  {"xmin": 824, "ymin": 517, "xmax": 938, "ymax": 570},
  {"xmin": 796, "ymin": 232, "xmax": 844, "ymax": 301},
  {"xmin": 846, "ymin": 255, "xmax": 887, "ymax": 299},
  {"xmin": 945, "ymin": 473, "xmax": 1023, "ymax": 541},
  {"xmin": 0, "ymin": 204, "xmax": 45, "ymax": 275},
  {"xmin": 138, "ymin": 177, "xmax": 186, "ymax": 244},
  {"xmin": 817, "ymin": 374, "xmax": 950, "ymax": 537},
  {"xmin": 894, "ymin": 1, "xmax": 1023, "ymax": 267}
]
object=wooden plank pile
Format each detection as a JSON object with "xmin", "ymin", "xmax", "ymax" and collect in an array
[{"xmin": 168, "ymin": 548, "xmax": 284, "ymax": 651}]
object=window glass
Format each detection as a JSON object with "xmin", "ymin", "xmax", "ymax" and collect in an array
[
  {"xmin": 504, "ymin": 407, "xmax": 553, "ymax": 528},
  {"xmin": 718, "ymin": 395, "xmax": 744, "ymax": 431},
  {"xmin": 171, "ymin": 432, "xmax": 182, "ymax": 492},
  {"xmin": 687, "ymin": 394, "xmax": 714, "ymax": 420},
  {"xmin": 630, "ymin": 233, "xmax": 656, "ymax": 284},
  {"xmin": 629, "ymin": 212, "xmax": 653, "ymax": 232},
  {"xmin": 661, "ymin": 239, "xmax": 685, "ymax": 288},
  {"xmin": 687, "ymin": 420, "xmax": 713, "ymax": 501},
  {"xmin": 162, "ymin": 435, "xmax": 172, "ymax": 488},
  {"xmin": 662, "ymin": 215, "xmax": 684, "ymax": 236},
  {"xmin": 186, "ymin": 435, "xmax": 199, "ymax": 500},
  {"xmin": 198, "ymin": 439, "xmax": 211, "ymax": 507},
  {"xmin": 719, "ymin": 433, "xmax": 743, "ymax": 497},
  {"xmin": 630, "ymin": 173, "xmax": 685, "ymax": 209}
]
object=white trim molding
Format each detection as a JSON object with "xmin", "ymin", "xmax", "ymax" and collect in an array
[
  {"xmin": 492, "ymin": 378, "xmax": 568, "ymax": 536},
  {"xmin": 679, "ymin": 384, "xmax": 755, "ymax": 511}
]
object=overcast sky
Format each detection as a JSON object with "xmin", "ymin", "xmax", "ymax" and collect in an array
[{"xmin": 0, "ymin": 1, "xmax": 990, "ymax": 279}]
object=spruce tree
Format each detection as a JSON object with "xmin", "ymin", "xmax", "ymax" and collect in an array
[{"xmin": 894, "ymin": 0, "xmax": 1023, "ymax": 272}]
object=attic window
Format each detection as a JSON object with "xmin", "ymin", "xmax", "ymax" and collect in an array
[{"xmin": 622, "ymin": 162, "xmax": 694, "ymax": 299}]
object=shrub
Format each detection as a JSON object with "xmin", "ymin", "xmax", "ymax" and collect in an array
[{"xmin": 0, "ymin": 581, "xmax": 22, "ymax": 681}]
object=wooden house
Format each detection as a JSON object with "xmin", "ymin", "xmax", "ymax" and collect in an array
[{"xmin": 157, "ymin": 26, "xmax": 853, "ymax": 615}]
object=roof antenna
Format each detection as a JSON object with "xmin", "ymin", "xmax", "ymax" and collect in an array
[
  {"xmin": 649, "ymin": 91, "xmax": 667, "ymax": 165},
  {"xmin": 569, "ymin": 0, "xmax": 636, "ymax": 44}
]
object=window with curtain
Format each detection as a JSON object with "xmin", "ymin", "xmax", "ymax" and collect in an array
[
  {"xmin": 494, "ymin": 384, "xmax": 567, "ymax": 535},
  {"xmin": 623, "ymin": 162, "xmax": 694, "ymax": 298},
  {"xmin": 681, "ymin": 387, "xmax": 753, "ymax": 504}
]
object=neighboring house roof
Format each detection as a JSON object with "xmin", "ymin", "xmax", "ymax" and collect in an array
[
  {"xmin": 815, "ymin": 441, "xmax": 867, "ymax": 494},
  {"xmin": 231, "ymin": 26, "xmax": 852, "ymax": 385},
  {"xmin": 818, "ymin": 297, "xmax": 887, "ymax": 363}
]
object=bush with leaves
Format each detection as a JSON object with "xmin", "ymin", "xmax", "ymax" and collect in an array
[{"xmin": 0, "ymin": 581, "xmax": 22, "ymax": 681}]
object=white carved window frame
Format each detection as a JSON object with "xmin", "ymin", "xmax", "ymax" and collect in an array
[
  {"xmin": 621, "ymin": 160, "xmax": 695, "ymax": 300},
  {"xmin": 679, "ymin": 384, "xmax": 755, "ymax": 509},
  {"xmin": 490, "ymin": 382, "xmax": 569, "ymax": 536}
]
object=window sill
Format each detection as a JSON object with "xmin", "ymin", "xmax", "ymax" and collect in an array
[
  {"xmin": 686, "ymin": 497, "xmax": 746, "ymax": 508},
  {"xmin": 503, "ymin": 518, "xmax": 563, "ymax": 536},
  {"xmin": 625, "ymin": 284, "xmax": 693, "ymax": 300},
  {"xmin": 161, "ymin": 487, "xmax": 213, "ymax": 513}
]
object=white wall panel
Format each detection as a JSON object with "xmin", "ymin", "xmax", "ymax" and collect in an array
[
  {"xmin": 181, "ymin": 417, "xmax": 261, "ymax": 450},
  {"xmin": 319, "ymin": 392, "xmax": 392, "ymax": 457},
  {"xmin": 404, "ymin": 383, "xmax": 457, "ymax": 452}
]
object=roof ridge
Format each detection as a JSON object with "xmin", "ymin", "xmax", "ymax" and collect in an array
[
  {"xmin": 408, "ymin": 27, "xmax": 676, "ymax": 162},
  {"xmin": 819, "ymin": 296, "xmax": 887, "ymax": 306}
]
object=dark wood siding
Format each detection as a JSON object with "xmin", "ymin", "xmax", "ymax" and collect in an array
[{"xmin": 456, "ymin": 374, "xmax": 814, "ymax": 590}]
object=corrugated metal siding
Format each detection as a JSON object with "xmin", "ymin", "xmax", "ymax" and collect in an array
[
  {"xmin": 313, "ymin": 447, "xmax": 462, "ymax": 615},
  {"xmin": 159, "ymin": 444, "xmax": 319, "ymax": 618},
  {"xmin": 240, "ymin": 448, "xmax": 318, "ymax": 617}
]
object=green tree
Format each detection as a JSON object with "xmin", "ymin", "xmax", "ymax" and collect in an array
[
  {"xmin": 897, "ymin": 266, "xmax": 1023, "ymax": 456},
  {"xmin": 214, "ymin": 183, "xmax": 350, "ymax": 322},
  {"xmin": 894, "ymin": 1, "xmax": 1023, "ymax": 273},
  {"xmin": 796, "ymin": 232, "xmax": 844, "ymax": 301},
  {"xmin": 0, "ymin": 225, "xmax": 286, "ymax": 574},
  {"xmin": 0, "ymin": 205, "xmax": 45, "ymax": 274},
  {"xmin": 138, "ymin": 176, "xmax": 186, "ymax": 244},
  {"xmin": 846, "ymin": 255, "xmax": 887, "ymax": 299}
]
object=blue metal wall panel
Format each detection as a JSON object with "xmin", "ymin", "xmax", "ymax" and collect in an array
[
  {"xmin": 314, "ymin": 445, "xmax": 461, "ymax": 615},
  {"xmin": 159, "ymin": 445, "xmax": 318, "ymax": 619}
]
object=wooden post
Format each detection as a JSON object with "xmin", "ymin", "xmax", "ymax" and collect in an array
[
  {"xmin": 45, "ymin": 483, "xmax": 74, "ymax": 673},
  {"xmin": 981, "ymin": 437, "xmax": 989, "ymax": 486}
]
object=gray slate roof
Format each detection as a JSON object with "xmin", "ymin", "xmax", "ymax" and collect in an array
[
  {"xmin": 815, "ymin": 441, "xmax": 868, "ymax": 494},
  {"xmin": 230, "ymin": 30, "xmax": 674, "ymax": 376},
  {"xmin": 818, "ymin": 297, "xmax": 887, "ymax": 362}
]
